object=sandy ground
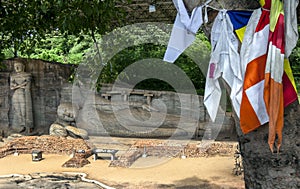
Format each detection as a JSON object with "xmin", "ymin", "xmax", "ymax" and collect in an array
[{"xmin": 0, "ymin": 152, "xmax": 245, "ymax": 188}]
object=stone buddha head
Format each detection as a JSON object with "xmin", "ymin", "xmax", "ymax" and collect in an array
[{"xmin": 13, "ymin": 61, "xmax": 25, "ymax": 73}]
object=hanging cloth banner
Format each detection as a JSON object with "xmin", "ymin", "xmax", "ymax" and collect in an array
[
  {"xmin": 240, "ymin": 0, "xmax": 298, "ymax": 153},
  {"xmin": 227, "ymin": 10, "xmax": 253, "ymax": 42},
  {"xmin": 240, "ymin": 0, "xmax": 298, "ymax": 152},
  {"xmin": 204, "ymin": 10, "xmax": 253, "ymax": 121},
  {"xmin": 204, "ymin": 10, "xmax": 242, "ymax": 121},
  {"xmin": 163, "ymin": 0, "xmax": 203, "ymax": 63},
  {"xmin": 263, "ymin": 0, "xmax": 285, "ymax": 152},
  {"xmin": 283, "ymin": 59, "xmax": 298, "ymax": 106},
  {"xmin": 162, "ymin": 0, "xmax": 299, "ymax": 152},
  {"xmin": 282, "ymin": 0, "xmax": 299, "ymax": 106},
  {"xmin": 239, "ymin": 4, "xmax": 270, "ymax": 135},
  {"xmin": 284, "ymin": 0, "xmax": 299, "ymax": 58}
]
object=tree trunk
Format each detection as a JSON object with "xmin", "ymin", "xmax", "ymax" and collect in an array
[
  {"xmin": 238, "ymin": 101, "xmax": 300, "ymax": 189},
  {"xmin": 183, "ymin": 0, "xmax": 300, "ymax": 188}
]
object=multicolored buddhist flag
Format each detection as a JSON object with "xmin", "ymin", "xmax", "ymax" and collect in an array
[
  {"xmin": 227, "ymin": 10, "xmax": 253, "ymax": 42},
  {"xmin": 240, "ymin": 7, "xmax": 270, "ymax": 135},
  {"xmin": 240, "ymin": 0, "xmax": 298, "ymax": 152},
  {"xmin": 263, "ymin": 0, "xmax": 285, "ymax": 152},
  {"xmin": 283, "ymin": 0, "xmax": 299, "ymax": 106},
  {"xmin": 283, "ymin": 59, "xmax": 298, "ymax": 106}
]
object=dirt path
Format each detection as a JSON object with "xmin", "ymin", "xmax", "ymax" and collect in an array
[{"xmin": 0, "ymin": 153, "xmax": 244, "ymax": 188}]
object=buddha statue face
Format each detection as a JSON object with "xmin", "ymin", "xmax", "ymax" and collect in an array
[
  {"xmin": 57, "ymin": 102, "xmax": 77, "ymax": 122},
  {"xmin": 14, "ymin": 62, "xmax": 25, "ymax": 73}
]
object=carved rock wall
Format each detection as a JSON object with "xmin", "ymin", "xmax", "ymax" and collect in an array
[
  {"xmin": 61, "ymin": 84, "xmax": 236, "ymax": 139},
  {"xmin": 0, "ymin": 58, "xmax": 236, "ymax": 139},
  {"xmin": 0, "ymin": 72, "xmax": 10, "ymax": 129},
  {"xmin": 0, "ymin": 58, "xmax": 74, "ymax": 134}
]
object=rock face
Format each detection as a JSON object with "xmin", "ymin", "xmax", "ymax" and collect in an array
[
  {"xmin": 0, "ymin": 58, "xmax": 236, "ymax": 140},
  {"xmin": 0, "ymin": 58, "xmax": 74, "ymax": 135},
  {"xmin": 10, "ymin": 60, "xmax": 34, "ymax": 133},
  {"xmin": 0, "ymin": 173, "xmax": 103, "ymax": 189},
  {"xmin": 71, "ymin": 86, "xmax": 236, "ymax": 140},
  {"xmin": 56, "ymin": 102, "xmax": 77, "ymax": 125},
  {"xmin": 49, "ymin": 102, "xmax": 89, "ymax": 139},
  {"xmin": 6, "ymin": 133, "xmax": 24, "ymax": 142},
  {"xmin": 49, "ymin": 124, "xmax": 68, "ymax": 137},
  {"xmin": 65, "ymin": 126, "xmax": 88, "ymax": 139}
]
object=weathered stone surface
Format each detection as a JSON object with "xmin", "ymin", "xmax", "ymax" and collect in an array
[
  {"xmin": 0, "ymin": 73, "xmax": 10, "ymax": 130},
  {"xmin": 66, "ymin": 83, "xmax": 237, "ymax": 139},
  {"xmin": 10, "ymin": 60, "xmax": 34, "ymax": 133},
  {"xmin": 49, "ymin": 124, "xmax": 68, "ymax": 137},
  {"xmin": 65, "ymin": 126, "xmax": 88, "ymax": 139},
  {"xmin": 6, "ymin": 133, "xmax": 24, "ymax": 142},
  {"xmin": 48, "ymin": 101, "xmax": 89, "ymax": 139},
  {"xmin": 110, "ymin": 140, "xmax": 236, "ymax": 168},
  {"xmin": 57, "ymin": 102, "xmax": 78, "ymax": 124},
  {"xmin": 0, "ymin": 58, "xmax": 74, "ymax": 135},
  {"xmin": 110, "ymin": 147, "xmax": 142, "ymax": 168},
  {"xmin": 0, "ymin": 173, "xmax": 104, "ymax": 189},
  {"xmin": 182, "ymin": 142, "xmax": 236, "ymax": 158}
]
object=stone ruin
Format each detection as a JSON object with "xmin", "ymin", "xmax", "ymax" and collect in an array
[
  {"xmin": 0, "ymin": 57, "xmax": 240, "ymax": 171},
  {"xmin": 49, "ymin": 102, "xmax": 88, "ymax": 139},
  {"xmin": 0, "ymin": 58, "xmax": 73, "ymax": 136},
  {"xmin": 110, "ymin": 140, "xmax": 237, "ymax": 168},
  {"xmin": 0, "ymin": 57, "xmax": 236, "ymax": 140}
]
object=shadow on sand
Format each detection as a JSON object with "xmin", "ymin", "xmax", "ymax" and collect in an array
[{"xmin": 111, "ymin": 176, "xmax": 242, "ymax": 189}]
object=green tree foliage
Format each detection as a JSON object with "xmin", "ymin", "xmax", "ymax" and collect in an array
[
  {"xmin": 289, "ymin": 26, "xmax": 300, "ymax": 91},
  {"xmin": 1, "ymin": 0, "xmax": 297, "ymax": 94},
  {"xmin": 98, "ymin": 30, "xmax": 209, "ymax": 94},
  {"xmin": 3, "ymin": 30, "xmax": 100, "ymax": 65},
  {"xmin": 1, "ymin": 16, "xmax": 209, "ymax": 94},
  {"xmin": 26, "ymin": 32, "xmax": 96, "ymax": 65},
  {"xmin": 99, "ymin": 43, "xmax": 206, "ymax": 93},
  {"xmin": 0, "ymin": 0, "xmax": 129, "ymax": 58}
]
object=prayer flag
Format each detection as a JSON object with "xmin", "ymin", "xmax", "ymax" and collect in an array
[
  {"xmin": 263, "ymin": 0, "xmax": 285, "ymax": 152},
  {"xmin": 240, "ymin": 0, "xmax": 298, "ymax": 152},
  {"xmin": 284, "ymin": 0, "xmax": 299, "ymax": 58},
  {"xmin": 283, "ymin": 59, "xmax": 298, "ymax": 106},
  {"xmin": 204, "ymin": 10, "xmax": 241, "ymax": 121},
  {"xmin": 163, "ymin": 0, "xmax": 203, "ymax": 63},
  {"xmin": 239, "ymin": 6, "xmax": 270, "ymax": 135},
  {"xmin": 283, "ymin": 0, "xmax": 299, "ymax": 106},
  {"xmin": 227, "ymin": 10, "xmax": 253, "ymax": 42}
]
